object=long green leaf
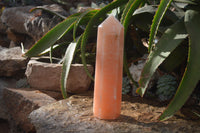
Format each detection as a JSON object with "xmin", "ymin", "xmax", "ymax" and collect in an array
[
  {"xmin": 73, "ymin": 9, "xmax": 98, "ymax": 42},
  {"xmin": 60, "ymin": 41, "xmax": 78, "ymax": 99},
  {"xmin": 25, "ymin": 16, "xmax": 77, "ymax": 57},
  {"xmin": 160, "ymin": 44, "xmax": 188, "ymax": 73},
  {"xmin": 148, "ymin": 0, "xmax": 173, "ymax": 52},
  {"xmin": 121, "ymin": 0, "xmax": 142, "ymax": 87},
  {"xmin": 159, "ymin": 10, "xmax": 200, "ymax": 120},
  {"xmin": 137, "ymin": 19, "xmax": 188, "ymax": 97},
  {"xmin": 120, "ymin": 0, "xmax": 135, "ymax": 24},
  {"xmin": 132, "ymin": 5, "xmax": 180, "ymax": 33},
  {"xmin": 121, "ymin": 0, "xmax": 142, "ymax": 34},
  {"xmin": 39, "ymin": 41, "xmax": 70, "ymax": 56},
  {"xmin": 81, "ymin": 0, "xmax": 129, "ymax": 80}
]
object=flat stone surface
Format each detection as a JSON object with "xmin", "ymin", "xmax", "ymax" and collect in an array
[
  {"xmin": 0, "ymin": 46, "xmax": 28, "ymax": 77},
  {"xmin": 26, "ymin": 58, "xmax": 94, "ymax": 93},
  {"xmin": 40, "ymin": 90, "xmax": 63, "ymax": 100},
  {"xmin": 3, "ymin": 88, "xmax": 56, "ymax": 133},
  {"xmin": 29, "ymin": 94, "xmax": 200, "ymax": 133},
  {"xmin": 0, "ymin": 78, "xmax": 16, "ymax": 119}
]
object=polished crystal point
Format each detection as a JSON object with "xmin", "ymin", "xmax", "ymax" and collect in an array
[{"xmin": 93, "ymin": 15, "xmax": 124, "ymax": 119}]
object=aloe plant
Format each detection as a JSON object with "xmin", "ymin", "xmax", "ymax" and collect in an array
[
  {"xmin": 24, "ymin": 0, "xmax": 200, "ymax": 121},
  {"xmin": 137, "ymin": 0, "xmax": 200, "ymax": 120},
  {"xmin": 24, "ymin": 9, "xmax": 99, "ymax": 98},
  {"xmin": 24, "ymin": 0, "xmax": 145, "ymax": 98}
]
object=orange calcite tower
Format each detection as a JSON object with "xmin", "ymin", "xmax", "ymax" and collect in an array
[{"xmin": 93, "ymin": 15, "xmax": 124, "ymax": 119}]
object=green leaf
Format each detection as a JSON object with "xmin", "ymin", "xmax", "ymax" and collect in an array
[
  {"xmin": 39, "ymin": 41, "xmax": 70, "ymax": 56},
  {"xmin": 60, "ymin": 42, "xmax": 76, "ymax": 98},
  {"xmin": 81, "ymin": 0, "xmax": 129, "ymax": 80},
  {"xmin": 121, "ymin": 0, "xmax": 134, "ymax": 24},
  {"xmin": 121, "ymin": 0, "xmax": 142, "ymax": 34},
  {"xmin": 120, "ymin": 0, "xmax": 142, "ymax": 87},
  {"xmin": 25, "ymin": 16, "xmax": 77, "ymax": 57},
  {"xmin": 137, "ymin": 19, "xmax": 188, "ymax": 97},
  {"xmin": 159, "ymin": 10, "xmax": 200, "ymax": 120},
  {"xmin": 61, "ymin": 36, "xmax": 82, "ymax": 98},
  {"xmin": 160, "ymin": 44, "xmax": 188, "ymax": 72},
  {"xmin": 73, "ymin": 9, "xmax": 98, "ymax": 42},
  {"xmin": 132, "ymin": 5, "xmax": 180, "ymax": 33},
  {"xmin": 148, "ymin": 0, "xmax": 173, "ymax": 52},
  {"xmin": 60, "ymin": 41, "xmax": 78, "ymax": 99}
]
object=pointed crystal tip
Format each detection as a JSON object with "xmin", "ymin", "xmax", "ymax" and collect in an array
[{"xmin": 99, "ymin": 15, "xmax": 124, "ymax": 32}]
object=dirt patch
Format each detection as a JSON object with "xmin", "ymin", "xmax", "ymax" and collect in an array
[{"xmin": 29, "ymin": 92, "xmax": 200, "ymax": 133}]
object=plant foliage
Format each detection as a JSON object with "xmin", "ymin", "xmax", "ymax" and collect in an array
[
  {"xmin": 160, "ymin": 9, "xmax": 200, "ymax": 120},
  {"xmin": 25, "ymin": 0, "xmax": 200, "ymax": 120},
  {"xmin": 137, "ymin": 19, "xmax": 188, "ymax": 96},
  {"xmin": 148, "ymin": 0, "xmax": 173, "ymax": 52},
  {"xmin": 61, "ymin": 42, "xmax": 77, "ymax": 98},
  {"xmin": 138, "ymin": 0, "xmax": 200, "ymax": 120}
]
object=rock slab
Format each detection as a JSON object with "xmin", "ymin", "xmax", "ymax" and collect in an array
[
  {"xmin": 0, "ymin": 46, "xmax": 28, "ymax": 77},
  {"xmin": 3, "ymin": 88, "xmax": 56, "ymax": 133},
  {"xmin": 26, "ymin": 58, "xmax": 94, "ymax": 93},
  {"xmin": 29, "ymin": 95, "xmax": 200, "ymax": 133},
  {"xmin": 0, "ymin": 78, "xmax": 16, "ymax": 119}
]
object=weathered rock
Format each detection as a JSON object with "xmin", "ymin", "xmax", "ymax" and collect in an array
[
  {"xmin": 0, "ymin": 18, "xmax": 9, "ymax": 47},
  {"xmin": 3, "ymin": 88, "xmax": 56, "ymax": 133},
  {"xmin": 24, "ymin": 4, "xmax": 69, "ymax": 41},
  {"xmin": 8, "ymin": 40, "xmax": 16, "ymax": 48},
  {"xmin": 1, "ymin": 4, "xmax": 68, "ymax": 43},
  {"xmin": 77, "ymin": 7, "xmax": 94, "ymax": 13},
  {"xmin": 66, "ymin": 64, "xmax": 94, "ymax": 93},
  {"xmin": 1, "ymin": 6, "xmax": 35, "ymax": 34},
  {"xmin": 6, "ymin": 28, "xmax": 26, "ymax": 44},
  {"xmin": 59, "ymin": 0, "xmax": 91, "ymax": 9},
  {"xmin": 0, "ymin": 18, "xmax": 7, "ymax": 34},
  {"xmin": 40, "ymin": 90, "xmax": 63, "ymax": 100},
  {"xmin": 16, "ymin": 78, "xmax": 30, "ymax": 88},
  {"xmin": 16, "ymin": 77, "xmax": 63, "ymax": 99},
  {"xmin": 129, "ymin": 54, "xmax": 152, "ymax": 83},
  {"xmin": 0, "ymin": 78, "xmax": 16, "ymax": 119},
  {"xmin": 25, "ymin": 57, "xmax": 94, "ymax": 93},
  {"xmin": 0, "ymin": 34, "xmax": 10, "ymax": 47},
  {"xmin": 0, "ymin": 46, "xmax": 28, "ymax": 77},
  {"xmin": 29, "ymin": 95, "xmax": 200, "ymax": 133}
]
